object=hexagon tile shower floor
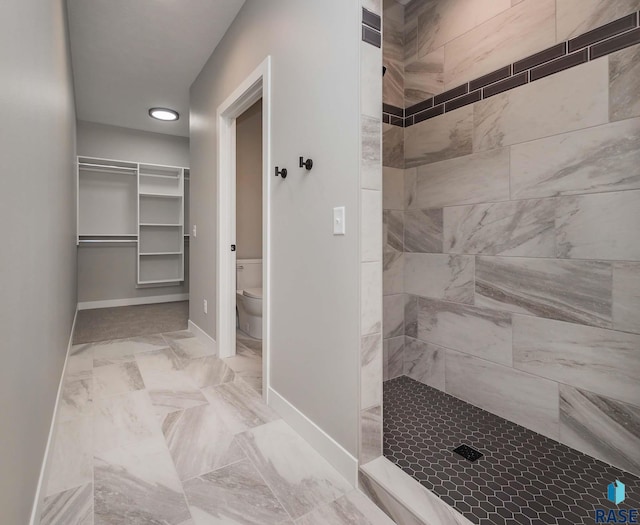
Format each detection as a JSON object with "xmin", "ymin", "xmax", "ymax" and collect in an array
[{"xmin": 383, "ymin": 376, "xmax": 640, "ymax": 525}]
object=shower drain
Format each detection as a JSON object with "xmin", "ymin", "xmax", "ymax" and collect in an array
[{"xmin": 453, "ymin": 444, "xmax": 483, "ymax": 462}]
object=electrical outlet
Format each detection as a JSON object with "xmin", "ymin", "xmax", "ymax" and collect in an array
[
  {"xmin": 203, "ymin": 299, "xmax": 207, "ymax": 314},
  {"xmin": 192, "ymin": 224, "xmax": 197, "ymax": 238}
]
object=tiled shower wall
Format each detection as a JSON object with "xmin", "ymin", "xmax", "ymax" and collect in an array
[{"xmin": 382, "ymin": 0, "xmax": 640, "ymax": 477}]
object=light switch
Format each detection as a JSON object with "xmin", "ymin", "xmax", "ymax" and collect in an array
[
  {"xmin": 192, "ymin": 224, "xmax": 197, "ymax": 238},
  {"xmin": 333, "ymin": 206, "xmax": 346, "ymax": 235}
]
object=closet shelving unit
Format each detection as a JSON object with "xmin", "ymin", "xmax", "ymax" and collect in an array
[{"xmin": 77, "ymin": 156, "xmax": 188, "ymax": 287}]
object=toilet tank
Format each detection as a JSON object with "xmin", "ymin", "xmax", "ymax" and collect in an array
[{"xmin": 236, "ymin": 259, "xmax": 262, "ymax": 290}]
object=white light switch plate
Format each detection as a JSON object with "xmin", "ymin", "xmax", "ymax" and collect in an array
[{"xmin": 333, "ymin": 206, "xmax": 346, "ymax": 235}]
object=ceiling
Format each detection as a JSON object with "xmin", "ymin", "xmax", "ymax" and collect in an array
[{"xmin": 67, "ymin": 0, "xmax": 246, "ymax": 137}]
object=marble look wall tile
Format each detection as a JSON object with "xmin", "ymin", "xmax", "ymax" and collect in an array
[
  {"xmin": 408, "ymin": 148, "xmax": 510, "ymax": 207},
  {"xmin": 610, "ymin": 46, "xmax": 640, "ymax": 122},
  {"xmin": 417, "ymin": 0, "xmax": 511, "ymax": 58},
  {"xmin": 404, "ymin": 168, "xmax": 416, "ymax": 208},
  {"xmin": 383, "ymin": 250, "xmax": 403, "ymax": 296},
  {"xmin": 41, "ymin": 483, "xmax": 92, "ymax": 525},
  {"xmin": 383, "ymin": 336, "xmax": 404, "ymax": 381},
  {"xmin": 362, "ymin": 42, "xmax": 383, "ymax": 120},
  {"xmin": 475, "ymin": 256, "xmax": 613, "ymax": 329},
  {"xmin": 46, "ymin": 417, "xmax": 93, "ymax": 497},
  {"xmin": 382, "ymin": 123, "xmax": 403, "ymax": 169},
  {"xmin": 361, "ymin": 334, "xmax": 383, "ymax": 409},
  {"xmin": 473, "ymin": 59, "xmax": 609, "ymax": 152},
  {"xmin": 556, "ymin": 190, "xmax": 640, "ymax": 261},
  {"xmin": 362, "ymin": 190, "xmax": 383, "ymax": 262},
  {"xmin": 445, "ymin": 350, "xmax": 559, "ymax": 439},
  {"xmin": 404, "ymin": 47, "xmax": 444, "ymax": 106},
  {"xmin": 236, "ymin": 419, "xmax": 351, "ymax": 519},
  {"xmin": 93, "ymin": 390, "xmax": 160, "ymax": 453},
  {"xmin": 383, "ymin": 167, "xmax": 404, "ymax": 210},
  {"xmin": 510, "ymin": 117, "xmax": 640, "ymax": 199},
  {"xmin": 363, "ymin": 116, "xmax": 382, "ymax": 190},
  {"xmin": 383, "ymin": 16, "xmax": 404, "ymax": 107},
  {"xmin": 404, "ymin": 253, "xmax": 474, "ymax": 304},
  {"xmin": 383, "ymin": 0, "xmax": 403, "ymax": 23},
  {"xmin": 404, "ymin": 17, "xmax": 418, "ymax": 66},
  {"xmin": 418, "ymin": 298, "xmax": 512, "ymax": 366},
  {"xmin": 363, "ymin": 0, "xmax": 382, "ymax": 15},
  {"xmin": 513, "ymin": 316, "xmax": 640, "ymax": 407},
  {"xmin": 560, "ymin": 385, "xmax": 640, "ymax": 477},
  {"xmin": 362, "ymin": 261, "xmax": 383, "ymax": 335},
  {"xmin": 443, "ymin": 0, "xmax": 555, "ymax": 89},
  {"xmin": 360, "ymin": 406, "xmax": 383, "ymax": 464},
  {"xmin": 443, "ymin": 198, "xmax": 556, "ymax": 256},
  {"xmin": 404, "ymin": 208, "xmax": 443, "ymax": 253},
  {"xmin": 383, "ymin": 210, "xmax": 403, "ymax": 253},
  {"xmin": 59, "ymin": 378, "xmax": 93, "ymax": 421},
  {"xmin": 403, "ymin": 337, "xmax": 445, "ymax": 389},
  {"xmin": 613, "ymin": 262, "xmax": 640, "ymax": 334},
  {"xmin": 184, "ymin": 459, "xmax": 289, "ymax": 525},
  {"xmin": 383, "ymin": 294, "xmax": 404, "ymax": 338},
  {"xmin": 404, "ymin": 295, "xmax": 417, "ymax": 338},
  {"xmin": 557, "ymin": 0, "xmax": 640, "ymax": 40},
  {"xmin": 94, "ymin": 436, "xmax": 190, "ymax": 525},
  {"xmin": 297, "ymin": 490, "xmax": 395, "ymax": 525},
  {"xmin": 93, "ymin": 361, "xmax": 144, "ymax": 399},
  {"xmin": 405, "ymin": 105, "xmax": 473, "ymax": 168}
]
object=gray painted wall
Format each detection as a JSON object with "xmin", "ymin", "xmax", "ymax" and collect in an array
[
  {"xmin": 76, "ymin": 121, "xmax": 190, "ymax": 303},
  {"xmin": 236, "ymin": 100, "xmax": 263, "ymax": 260},
  {"xmin": 0, "ymin": 1, "xmax": 77, "ymax": 522},
  {"xmin": 190, "ymin": 0, "xmax": 362, "ymax": 453}
]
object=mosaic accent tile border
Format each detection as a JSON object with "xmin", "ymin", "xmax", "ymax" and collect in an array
[
  {"xmin": 384, "ymin": 376, "xmax": 640, "ymax": 525},
  {"xmin": 383, "ymin": 11, "xmax": 640, "ymax": 127}
]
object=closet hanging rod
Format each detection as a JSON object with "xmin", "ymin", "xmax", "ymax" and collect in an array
[
  {"xmin": 79, "ymin": 163, "xmax": 138, "ymax": 173},
  {"xmin": 139, "ymin": 172, "xmax": 181, "ymax": 180},
  {"xmin": 79, "ymin": 239, "xmax": 138, "ymax": 244}
]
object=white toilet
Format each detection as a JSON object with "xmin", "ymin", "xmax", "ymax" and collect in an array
[{"xmin": 236, "ymin": 259, "xmax": 262, "ymax": 339}]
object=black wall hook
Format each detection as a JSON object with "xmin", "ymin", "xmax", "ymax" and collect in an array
[
  {"xmin": 299, "ymin": 157, "xmax": 313, "ymax": 170},
  {"xmin": 275, "ymin": 166, "xmax": 287, "ymax": 179}
]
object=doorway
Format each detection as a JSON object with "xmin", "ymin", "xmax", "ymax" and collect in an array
[{"xmin": 216, "ymin": 57, "xmax": 271, "ymax": 401}]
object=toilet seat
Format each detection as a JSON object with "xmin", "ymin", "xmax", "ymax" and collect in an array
[{"xmin": 243, "ymin": 287, "xmax": 262, "ymax": 299}]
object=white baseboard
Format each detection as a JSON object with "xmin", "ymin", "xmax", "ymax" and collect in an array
[
  {"xmin": 268, "ymin": 387, "xmax": 358, "ymax": 486},
  {"xmin": 29, "ymin": 306, "xmax": 78, "ymax": 525},
  {"xmin": 188, "ymin": 319, "xmax": 218, "ymax": 355},
  {"xmin": 78, "ymin": 293, "xmax": 189, "ymax": 310}
]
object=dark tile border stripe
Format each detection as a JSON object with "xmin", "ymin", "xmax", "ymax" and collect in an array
[
  {"xmin": 384, "ymin": 10, "xmax": 640, "ymax": 127},
  {"xmin": 362, "ymin": 8, "xmax": 381, "ymax": 31},
  {"xmin": 363, "ymin": 25, "xmax": 381, "ymax": 48}
]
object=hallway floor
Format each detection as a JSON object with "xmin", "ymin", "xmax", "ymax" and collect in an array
[
  {"xmin": 41, "ymin": 328, "xmax": 392, "ymax": 525},
  {"xmin": 384, "ymin": 376, "xmax": 640, "ymax": 525}
]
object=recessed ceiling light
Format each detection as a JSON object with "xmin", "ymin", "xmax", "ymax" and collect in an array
[{"xmin": 149, "ymin": 108, "xmax": 179, "ymax": 121}]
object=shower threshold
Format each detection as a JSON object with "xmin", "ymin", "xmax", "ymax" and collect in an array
[{"xmin": 383, "ymin": 376, "xmax": 640, "ymax": 525}]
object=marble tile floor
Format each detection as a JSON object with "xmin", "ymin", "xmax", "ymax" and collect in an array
[
  {"xmin": 41, "ymin": 329, "xmax": 393, "ymax": 525},
  {"xmin": 384, "ymin": 376, "xmax": 640, "ymax": 525}
]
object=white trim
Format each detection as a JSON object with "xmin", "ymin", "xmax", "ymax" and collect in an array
[
  {"xmin": 77, "ymin": 293, "xmax": 189, "ymax": 310},
  {"xmin": 188, "ymin": 319, "xmax": 218, "ymax": 355},
  {"xmin": 216, "ymin": 56, "xmax": 272, "ymax": 403},
  {"xmin": 268, "ymin": 387, "xmax": 358, "ymax": 487},
  {"xmin": 29, "ymin": 307, "xmax": 78, "ymax": 525}
]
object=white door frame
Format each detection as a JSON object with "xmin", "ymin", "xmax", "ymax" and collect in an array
[{"xmin": 216, "ymin": 56, "xmax": 271, "ymax": 400}]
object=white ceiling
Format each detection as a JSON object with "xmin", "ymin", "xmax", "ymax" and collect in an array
[{"xmin": 67, "ymin": 0, "xmax": 246, "ymax": 137}]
